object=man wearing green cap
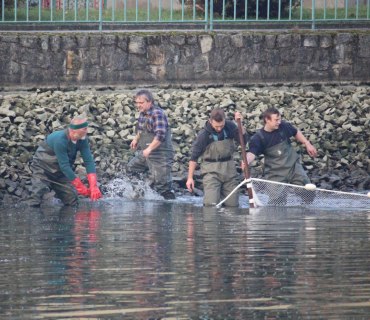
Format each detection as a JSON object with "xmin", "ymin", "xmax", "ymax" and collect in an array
[{"xmin": 28, "ymin": 115, "xmax": 102, "ymax": 207}]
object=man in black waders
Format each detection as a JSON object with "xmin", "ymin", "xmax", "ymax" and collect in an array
[
  {"xmin": 127, "ymin": 89, "xmax": 176, "ymax": 200},
  {"xmin": 246, "ymin": 107, "xmax": 317, "ymax": 205},
  {"xmin": 28, "ymin": 115, "xmax": 102, "ymax": 207},
  {"xmin": 186, "ymin": 108, "xmax": 248, "ymax": 207}
]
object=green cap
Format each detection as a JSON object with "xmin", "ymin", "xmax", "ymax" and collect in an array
[{"xmin": 69, "ymin": 121, "xmax": 88, "ymax": 130}]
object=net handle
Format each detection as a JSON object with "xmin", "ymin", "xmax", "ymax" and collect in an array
[
  {"xmin": 216, "ymin": 178, "xmax": 248, "ymax": 208},
  {"xmin": 236, "ymin": 118, "xmax": 255, "ymax": 208}
]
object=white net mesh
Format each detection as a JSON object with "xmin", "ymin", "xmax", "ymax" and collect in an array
[{"xmin": 251, "ymin": 178, "xmax": 370, "ymax": 209}]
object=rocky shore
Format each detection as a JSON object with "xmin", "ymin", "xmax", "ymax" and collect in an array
[{"xmin": 0, "ymin": 84, "xmax": 369, "ymax": 205}]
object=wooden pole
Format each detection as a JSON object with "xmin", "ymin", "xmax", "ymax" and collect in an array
[{"xmin": 236, "ymin": 118, "xmax": 255, "ymax": 208}]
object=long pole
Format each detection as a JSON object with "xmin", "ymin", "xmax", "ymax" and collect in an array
[{"xmin": 236, "ymin": 118, "xmax": 255, "ymax": 208}]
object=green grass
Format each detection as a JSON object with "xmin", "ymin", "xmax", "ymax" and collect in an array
[
  {"xmin": 1, "ymin": 5, "xmax": 368, "ymax": 23},
  {"xmin": 292, "ymin": 5, "xmax": 369, "ymax": 20},
  {"xmin": 1, "ymin": 6, "xmax": 205, "ymax": 22},
  {"xmin": 212, "ymin": 5, "xmax": 369, "ymax": 21}
]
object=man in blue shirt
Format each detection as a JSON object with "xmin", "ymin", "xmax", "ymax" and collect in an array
[
  {"xmin": 127, "ymin": 90, "xmax": 175, "ymax": 200},
  {"xmin": 28, "ymin": 116, "xmax": 102, "ymax": 207}
]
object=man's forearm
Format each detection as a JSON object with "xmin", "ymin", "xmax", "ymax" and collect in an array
[
  {"xmin": 295, "ymin": 130, "xmax": 310, "ymax": 146},
  {"xmin": 135, "ymin": 132, "xmax": 141, "ymax": 141},
  {"xmin": 246, "ymin": 152, "xmax": 256, "ymax": 164},
  {"xmin": 187, "ymin": 161, "xmax": 197, "ymax": 179},
  {"xmin": 146, "ymin": 137, "xmax": 161, "ymax": 153},
  {"xmin": 295, "ymin": 130, "xmax": 317, "ymax": 158}
]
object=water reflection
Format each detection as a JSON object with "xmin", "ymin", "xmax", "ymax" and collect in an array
[{"xmin": 0, "ymin": 201, "xmax": 369, "ymax": 319}]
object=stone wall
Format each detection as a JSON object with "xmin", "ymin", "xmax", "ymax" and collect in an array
[
  {"xmin": 0, "ymin": 85, "xmax": 369, "ymax": 204},
  {"xmin": 0, "ymin": 31, "xmax": 370, "ymax": 89}
]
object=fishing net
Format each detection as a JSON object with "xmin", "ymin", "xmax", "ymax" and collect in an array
[
  {"xmin": 251, "ymin": 178, "xmax": 370, "ymax": 209},
  {"xmin": 216, "ymin": 178, "xmax": 370, "ymax": 209}
]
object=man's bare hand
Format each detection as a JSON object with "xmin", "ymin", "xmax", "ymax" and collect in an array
[
  {"xmin": 130, "ymin": 139, "xmax": 138, "ymax": 150},
  {"xmin": 234, "ymin": 111, "xmax": 243, "ymax": 121},
  {"xmin": 186, "ymin": 178, "xmax": 194, "ymax": 193}
]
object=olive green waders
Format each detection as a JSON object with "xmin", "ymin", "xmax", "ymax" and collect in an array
[
  {"xmin": 201, "ymin": 139, "xmax": 239, "ymax": 207},
  {"xmin": 127, "ymin": 129, "xmax": 174, "ymax": 196},
  {"xmin": 263, "ymin": 140, "xmax": 311, "ymax": 205},
  {"xmin": 28, "ymin": 142, "xmax": 78, "ymax": 207}
]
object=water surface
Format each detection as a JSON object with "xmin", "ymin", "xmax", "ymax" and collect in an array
[{"xmin": 1, "ymin": 198, "xmax": 370, "ymax": 319}]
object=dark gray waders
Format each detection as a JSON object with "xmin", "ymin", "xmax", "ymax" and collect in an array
[
  {"xmin": 28, "ymin": 142, "xmax": 78, "ymax": 207},
  {"xmin": 263, "ymin": 140, "xmax": 311, "ymax": 205},
  {"xmin": 127, "ymin": 129, "xmax": 175, "ymax": 198},
  {"xmin": 201, "ymin": 138, "xmax": 239, "ymax": 207}
]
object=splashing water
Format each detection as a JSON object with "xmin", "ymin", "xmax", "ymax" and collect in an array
[{"xmin": 104, "ymin": 175, "xmax": 164, "ymax": 201}]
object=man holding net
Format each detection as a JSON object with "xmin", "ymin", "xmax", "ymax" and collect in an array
[
  {"xmin": 186, "ymin": 108, "xmax": 248, "ymax": 207},
  {"xmin": 246, "ymin": 107, "xmax": 317, "ymax": 205},
  {"xmin": 28, "ymin": 115, "xmax": 102, "ymax": 207}
]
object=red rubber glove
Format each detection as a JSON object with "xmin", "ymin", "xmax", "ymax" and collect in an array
[
  {"xmin": 87, "ymin": 173, "xmax": 102, "ymax": 201},
  {"xmin": 71, "ymin": 177, "xmax": 90, "ymax": 197}
]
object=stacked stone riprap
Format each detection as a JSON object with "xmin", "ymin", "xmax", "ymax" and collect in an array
[{"xmin": 0, "ymin": 84, "xmax": 369, "ymax": 204}]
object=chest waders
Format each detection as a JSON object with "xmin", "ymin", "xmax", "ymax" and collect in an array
[
  {"xmin": 263, "ymin": 139, "xmax": 311, "ymax": 205},
  {"xmin": 127, "ymin": 126, "xmax": 174, "ymax": 196},
  {"xmin": 29, "ymin": 136, "xmax": 78, "ymax": 206},
  {"xmin": 201, "ymin": 135, "xmax": 239, "ymax": 207},
  {"xmin": 263, "ymin": 139, "xmax": 310, "ymax": 185}
]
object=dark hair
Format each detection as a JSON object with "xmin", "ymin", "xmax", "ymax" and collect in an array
[
  {"xmin": 135, "ymin": 89, "xmax": 154, "ymax": 103},
  {"xmin": 210, "ymin": 108, "xmax": 225, "ymax": 122},
  {"xmin": 261, "ymin": 107, "xmax": 280, "ymax": 123}
]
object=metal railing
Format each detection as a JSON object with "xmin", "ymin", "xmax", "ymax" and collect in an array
[{"xmin": 1, "ymin": 0, "xmax": 369, "ymax": 30}]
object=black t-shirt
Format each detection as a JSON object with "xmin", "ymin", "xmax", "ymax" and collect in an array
[
  {"xmin": 190, "ymin": 120, "xmax": 247, "ymax": 161},
  {"xmin": 248, "ymin": 121, "xmax": 297, "ymax": 156}
]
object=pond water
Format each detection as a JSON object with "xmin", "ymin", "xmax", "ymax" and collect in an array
[{"xmin": 1, "ymin": 195, "xmax": 370, "ymax": 319}]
